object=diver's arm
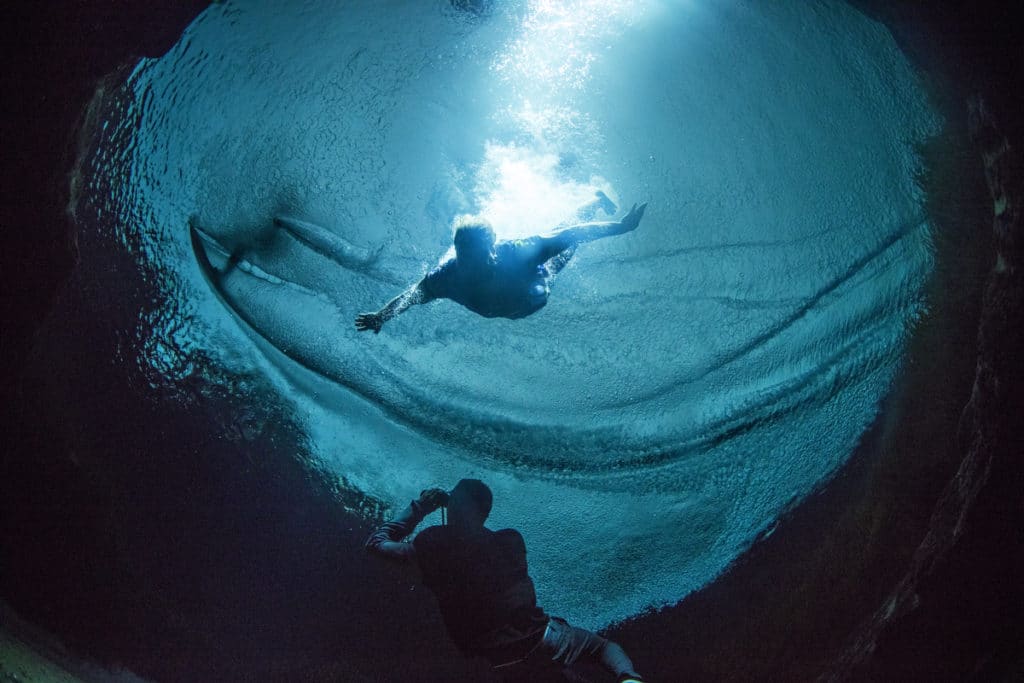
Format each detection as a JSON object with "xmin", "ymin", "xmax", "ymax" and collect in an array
[
  {"xmin": 355, "ymin": 281, "xmax": 435, "ymax": 333},
  {"xmin": 538, "ymin": 202, "xmax": 647, "ymax": 258},
  {"xmin": 364, "ymin": 502, "xmax": 426, "ymax": 563},
  {"xmin": 364, "ymin": 489, "xmax": 448, "ymax": 563}
]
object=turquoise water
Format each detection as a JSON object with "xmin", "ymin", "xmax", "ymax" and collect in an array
[{"xmin": 84, "ymin": 0, "xmax": 939, "ymax": 627}]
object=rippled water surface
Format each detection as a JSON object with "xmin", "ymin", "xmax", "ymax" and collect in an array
[{"xmin": 83, "ymin": 0, "xmax": 939, "ymax": 626}]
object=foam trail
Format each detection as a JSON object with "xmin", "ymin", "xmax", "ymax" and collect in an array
[{"xmin": 189, "ymin": 221, "xmax": 321, "ymax": 297}]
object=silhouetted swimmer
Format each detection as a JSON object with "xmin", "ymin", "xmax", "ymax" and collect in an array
[
  {"xmin": 355, "ymin": 192, "xmax": 646, "ymax": 333},
  {"xmin": 366, "ymin": 479, "xmax": 646, "ymax": 682}
]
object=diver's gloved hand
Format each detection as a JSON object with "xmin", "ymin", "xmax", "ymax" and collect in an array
[
  {"xmin": 415, "ymin": 487, "xmax": 450, "ymax": 514},
  {"xmin": 620, "ymin": 202, "xmax": 648, "ymax": 232}
]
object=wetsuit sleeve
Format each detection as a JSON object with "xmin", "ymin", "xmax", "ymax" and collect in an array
[
  {"xmin": 513, "ymin": 234, "xmax": 579, "ymax": 264},
  {"xmin": 419, "ymin": 260, "xmax": 454, "ymax": 301},
  {"xmin": 505, "ymin": 237, "xmax": 556, "ymax": 265},
  {"xmin": 414, "ymin": 277, "xmax": 439, "ymax": 303},
  {"xmin": 534, "ymin": 217, "xmax": 630, "ymax": 261},
  {"xmin": 531, "ymin": 235, "xmax": 572, "ymax": 263},
  {"xmin": 364, "ymin": 500, "xmax": 429, "ymax": 563}
]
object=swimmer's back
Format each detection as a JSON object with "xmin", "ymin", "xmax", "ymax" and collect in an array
[{"xmin": 421, "ymin": 238, "xmax": 552, "ymax": 319}]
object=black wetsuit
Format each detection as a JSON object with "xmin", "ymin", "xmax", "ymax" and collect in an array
[
  {"xmin": 420, "ymin": 237, "xmax": 568, "ymax": 319},
  {"xmin": 415, "ymin": 524, "xmax": 550, "ymax": 661},
  {"xmin": 365, "ymin": 501, "xmax": 548, "ymax": 663}
]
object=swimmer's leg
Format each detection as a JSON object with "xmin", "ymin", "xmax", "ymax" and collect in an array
[{"xmin": 573, "ymin": 190, "xmax": 617, "ymax": 222}]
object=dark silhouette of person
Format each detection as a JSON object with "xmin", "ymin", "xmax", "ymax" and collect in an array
[
  {"xmin": 355, "ymin": 193, "xmax": 646, "ymax": 333},
  {"xmin": 366, "ymin": 479, "xmax": 645, "ymax": 682}
]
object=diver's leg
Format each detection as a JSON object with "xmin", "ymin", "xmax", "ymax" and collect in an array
[
  {"xmin": 593, "ymin": 640, "xmax": 641, "ymax": 681},
  {"xmin": 566, "ymin": 628, "xmax": 640, "ymax": 681},
  {"xmin": 536, "ymin": 618, "xmax": 643, "ymax": 682}
]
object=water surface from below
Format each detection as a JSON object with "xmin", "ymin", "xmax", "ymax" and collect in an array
[{"xmin": 83, "ymin": 0, "xmax": 939, "ymax": 626}]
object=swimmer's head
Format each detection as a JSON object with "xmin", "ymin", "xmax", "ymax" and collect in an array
[{"xmin": 452, "ymin": 215, "xmax": 496, "ymax": 262}]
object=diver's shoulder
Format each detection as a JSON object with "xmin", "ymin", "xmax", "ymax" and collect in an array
[
  {"xmin": 413, "ymin": 523, "xmax": 451, "ymax": 547},
  {"xmin": 494, "ymin": 528, "xmax": 527, "ymax": 549}
]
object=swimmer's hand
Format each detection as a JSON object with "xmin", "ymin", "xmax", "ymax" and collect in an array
[
  {"xmin": 620, "ymin": 202, "xmax": 648, "ymax": 232},
  {"xmin": 355, "ymin": 312, "xmax": 384, "ymax": 333}
]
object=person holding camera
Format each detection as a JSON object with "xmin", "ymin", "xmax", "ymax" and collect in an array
[{"xmin": 365, "ymin": 478, "xmax": 644, "ymax": 682}]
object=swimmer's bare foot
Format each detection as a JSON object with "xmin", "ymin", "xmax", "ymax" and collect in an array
[{"xmin": 595, "ymin": 190, "xmax": 617, "ymax": 215}]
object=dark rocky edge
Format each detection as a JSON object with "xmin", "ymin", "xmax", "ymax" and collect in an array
[
  {"xmin": 829, "ymin": 94, "xmax": 1023, "ymax": 683},
  {"xmin": 2, "ymin": 2, "xmax": 1021, "ymax": 681},
  {"xmin": 608, "ymin": 4, "xmax": 1024, "ymax": 680}
]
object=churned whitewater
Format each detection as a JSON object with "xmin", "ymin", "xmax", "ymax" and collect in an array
[{"xmin": 83, "ymin": 0, "xmax": 939, "ymax": 627}]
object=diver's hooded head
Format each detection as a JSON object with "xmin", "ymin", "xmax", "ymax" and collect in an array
[{"xmin": 447, "ymin": 478, "xmax": 492, "ymax": 529}]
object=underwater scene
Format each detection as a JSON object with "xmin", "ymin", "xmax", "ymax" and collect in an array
[
  {"xmin": 81, "ymin": 0, "xmax": 938, "ymax": 627},
  {"xmin": 4, "ymin": 0, "xmax": 1021, "ymax": 681}
]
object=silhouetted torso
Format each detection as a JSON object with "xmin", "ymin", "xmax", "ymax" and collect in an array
[
  {"xmin": 413, "ymin": 524, "xmax": 549, "ymax": 658},
  {"xmin": 421, "ymin": 239, "xmax": 552, "ymax": 319}
]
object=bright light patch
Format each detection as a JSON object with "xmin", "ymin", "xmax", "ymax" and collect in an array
[
  {"xmin": 506, "ymin": 101, "xmax": 599, "ymax": 150},
  {"xmin": 494, "ymin": 0, "xmax": 642, "ymax": 93},
  {"xmin": 479, "ymin": 1, "xmax": 640, "ymax": 240},
  {"xmin": 474, "ymin": 142, "xmax": 613, "ymax": 240}
]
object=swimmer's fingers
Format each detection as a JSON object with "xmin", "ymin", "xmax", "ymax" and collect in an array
[{"xmin": 355, "ymin": 313, "xmax": 382, "ymax": 333}]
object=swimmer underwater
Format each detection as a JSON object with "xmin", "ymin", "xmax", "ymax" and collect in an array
[{"xmin": 355, "ymin": 192, "xmax": 647, "ymax": 332}]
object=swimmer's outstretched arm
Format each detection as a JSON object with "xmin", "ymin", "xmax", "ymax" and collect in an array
[
  {"xmin": 355, "ymin": 281, "xmax": 435, "ymax": 333},
  {"xmin": 539, "ymin": 202, "xmax": 647, "ymax": 256}
]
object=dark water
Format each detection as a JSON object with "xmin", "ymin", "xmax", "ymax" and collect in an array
[{"xmin": 2, "ymin": 1, "xmax": 1021, "ymax": 681}]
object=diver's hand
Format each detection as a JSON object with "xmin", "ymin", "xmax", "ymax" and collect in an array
[
  {"xmin": 620, "ymin": 202, "xmax": 648, "ymax": 232},
  {"xmin": 355, "ymin": 312, "xmax": 383, "ymax": 333},
  {"xmin": 416, "ymin": 487, "xmax": 450, "ymax": 514}
]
